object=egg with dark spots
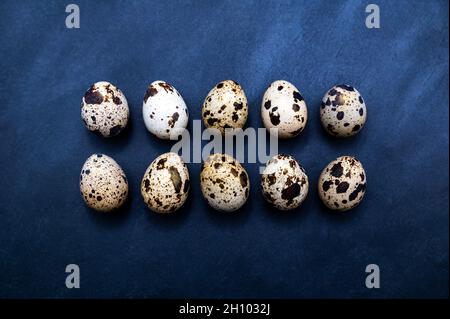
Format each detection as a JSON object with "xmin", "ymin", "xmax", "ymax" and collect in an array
[
  {"xmin": 318, "ymin": 156, "xmax": 367, "ymax": 211},
  {"xmin": 261, "ymin": 154, "xmax": 309, "ymax": 210},
  {"xmin": 141, "ymin": 152, "xmax": 190, "ymax": 214},
  {"xmin": 320, "ymin": 84, "xmax": 367, "ymax": 137},
  {"xmin": 81, "ymin": 81, "xmax": 129, "ymax": 137},
  {"xmin": 142, "ymin": 80, "xmax": 189, "ymax": 140},
  {"xmin": 202, "ymin": 80, "xmax": 248, "ymax": 135},
  {"xmin": 261, "ymin": 80, "xmax": 308, "ymax": 138},
  {"xmin": 200, "ymin": 153, "xmax": 249, "ymax": 212},
  {"xmin": 80, "ymin": 154, "xmax": 128, "ymax": 212}
]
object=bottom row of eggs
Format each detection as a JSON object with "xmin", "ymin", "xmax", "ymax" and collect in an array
[{"xmin": 80, "ymin": 153, "xmax": 367, "ymax": 213}]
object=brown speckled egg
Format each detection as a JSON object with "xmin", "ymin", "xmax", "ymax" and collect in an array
[
  {"xmin": 200, "ymin": 153, "xmax": 250, "ymax": 212},
  {"xmin": 261, "ymin": 154, "xmax": 309, "ymax": 210},
  {"xmin": 81, "ymin": 81, "xmax": 129, "ymax": 137},
  {"xmin": 80, "ymin": 154, "xmax": 128, "ymax": 212},
  {"xmin": 142, "ymin": 80, "xmax": 189, "ymax": 140},
  {"xmin": 261, "ymin": 80, "xmax": 308, "ymax": 138},
  {"xmin": 320, "ymin": 84, "xmax": 366, "ymax": 137},
  {"xmin": 141, "ymin": 152, "xmax": 190, "ymax": 214},
  {"xmin": 202, "ymin": 80, "xmax": 248, "ymax": 135},
  {"xmin": 318, "ymin": 156, "xmax": 367, "ymax": 211}
]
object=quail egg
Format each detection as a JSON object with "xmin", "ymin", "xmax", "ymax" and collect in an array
[
  {"xmin": 81, "ymin": 81, "xmax": 129, "ymax": 137},
  {"xmin": 261, "ymin": 154, "xmax": 309, "ymax": 210},
  {"xmin": 320, "ymin": 84, "xmax": 367, "ymax": 137},
  {"xmin": 261, "ymin": 80, "xmax": 308, "ymax": 138},
  {"xmin": 200, "ymin": 153, "xmax": 250, "ymax": 212},
  {"xmin": 318, "ymin": 156, "xmax": 367, "ymax": 211},
  {"xmin": 142, "ymin": 80, "xmax": 189, "ymax": 140},
  {"xmin": 141, "ymin": 152, "xmax": 190, "ymax": 213},
  {"xmin": 80, "ymin": 154, "xmax": 128, "ymax": 212},
  {"xmin": 202, "ymin": 80, "xmax": 248, "ymax": 135}
]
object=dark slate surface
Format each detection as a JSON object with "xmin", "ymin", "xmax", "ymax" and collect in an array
[{"xmin": 0, "ymin": 0, "xmax": 448, "ymax": 298}]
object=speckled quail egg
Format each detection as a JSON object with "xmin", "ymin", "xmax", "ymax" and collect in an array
[
  {"xmin": 81, "ymin": 81, "xmax": 129, "ymax": 137},
  {"xmin": 141, "ymin": 152, "xmax": 190, "ymax": 214},
  {"xmin": 142, "ymin": 80, "xmax": 189, "ymax": 140},
  {"xmin": 320, "ymin": 84, "xmax": 367, "ymax": 137},
  {"xmin": 202, "ymin": 80, "xmax": 248, "ymax": 135},
  {"xmin": 261, "ymin": 80, "xmax": 308, "ymax": 138},
  {"xmin": 80, "ymin": 154, "xmax": 128, "ymax": 212},
  {"xmin": 318, "ymin": 156, "xmax": 367, "ymax": 211},
  {"xmin": 200, "ymin": 153, "xmax": 250, "ymax": 212},
  {"xmin": 261, "ymin": 154, "xmax": 309, "ymax": 210}
]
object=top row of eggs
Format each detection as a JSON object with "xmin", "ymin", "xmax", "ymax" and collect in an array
[{"xmin": 81, "ymin": 80, "xmax": 367, "ymax": 139}]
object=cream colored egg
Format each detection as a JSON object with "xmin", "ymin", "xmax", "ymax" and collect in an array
[
  {"xmin": 261, "ymin": 80, "xmax": 308, "ymax": 138},
  {"xmin": 202, "ymin": 80, "xmax": 248, "ymax": 135},
  {"xmin": 80, "ymin": 154, "xmax": 128, "ymax": 212},
  {"xmin": 320, "ymin": 84, "xmax": 367, "ymax": 137},
  {"xmin": 141, "ymin": 152, "xmax": 190, "ymax": 213},
  {"xmin": 81, "ymin": 81, "xmax": 129, "ymax": 137},
  {"xmin": 261, "ymin": 154, "xmax": 309, "ymax": 210},
  {"xmin": 318, "ymin": 155, "xmax": 367, "ymax": 211},
  {"xmin": 200, "ymin": 153, "xmax": 249, "ymax": 212}
]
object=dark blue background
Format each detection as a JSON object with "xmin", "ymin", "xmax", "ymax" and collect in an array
[{"xmin": 0, "ymin": 0, "xmax": 448, "ymax": 298}]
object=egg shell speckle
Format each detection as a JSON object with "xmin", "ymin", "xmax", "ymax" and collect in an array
[
  {"xmin": 141, "ymin": 152, "xmax": 190, "ymax": 214},
  {"xmin": 81, "ymin": 81, "xmax": 129, "ymax": 137},
  {"xmin": 261, "ymin": 154, "xmax": 309, "ymax": 210},
  {"xmin": 320, "ymin": 84, "xmax": 367, "ymax": 137},
  {"xmin": 200, "ymin": 153, "xmax": 250, "ymax": 212},
  {"xmin": 318, "ymin": 155, "xmax": 367, "ymax": 211},
  {"xmin": 202, "ymin": 80, "xmax": 248, "ymax": 135},
  {"xmin": 80, "ymin": 154, "xmax": 128, "ymax": 212},
  {"xmin": 261, "ymin": 80, "xmax": 308, "ymax": 138},
  {"xmin": 142, "ymin": 80, "xmax": 189, "ymax": 140}
]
